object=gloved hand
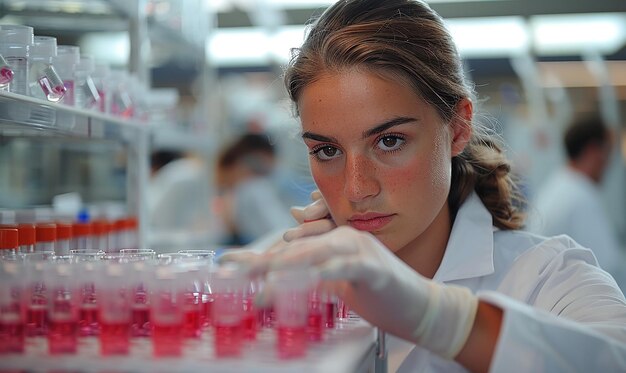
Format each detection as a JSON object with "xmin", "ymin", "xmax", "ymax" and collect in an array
[
  {"xmin": 266, "ymin": 226, "xmax": 479, "ymax": 359},
  {"xmin": 284, "ymin": 190, "xmax": 336, "ymax": 242}
]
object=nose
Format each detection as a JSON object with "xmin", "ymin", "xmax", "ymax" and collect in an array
[{"xmin": 343, "ymin": 153, "xmax": 380, "ymax": 203}]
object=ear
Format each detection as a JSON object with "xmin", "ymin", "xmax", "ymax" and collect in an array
[{"xmin": 450, "ymin": 98, "xmax": 473, "ymax": 157}]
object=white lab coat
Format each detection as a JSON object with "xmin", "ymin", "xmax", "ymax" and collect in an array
[
  {"xmin": 526, "ymin": 167, "xmax": 625, "ymax": 284},
  {"xmin": 393, "ymin": 192, "xmax": 626, "ymax": 372}
]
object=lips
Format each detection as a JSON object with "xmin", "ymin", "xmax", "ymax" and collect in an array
[{"xmin": 348, "ymin": 213, "xmax": 394, "ymax": 232}]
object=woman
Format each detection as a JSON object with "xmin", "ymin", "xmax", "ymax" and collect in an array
[{"xmin": 223, "ymin": 1, "xmax": 626, "ymax": 371}]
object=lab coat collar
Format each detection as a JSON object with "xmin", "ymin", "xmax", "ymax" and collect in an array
[{"xmin": 433, "ymin": 192, "xmax": 495, "ymax": 283}]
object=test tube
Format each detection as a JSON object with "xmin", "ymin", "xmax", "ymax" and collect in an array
[
  {"xmin": 72, "ymin": 221, "xmax": 92, "ymax": 251},
  {"xmin": 35, "ymin": 223, "xmax": 56, "ymax": 253},
  {"xmin": 267, "ymin": 268, "xmax": 319, "ymax": 359},
  {"xmin": 0, "ymin": 228, "xmax": 19, "ymax": 261},
  {"xmin": 211, "ymin": 264, "xmax": 248, "ymax": 358},
  {"xmin": 129, "ymin": 261, "xmax": 151, "ymax": 337},
  {"xmin": 0, "ymin": 54, "xmax": 14, "ymax": 89},
  {"xmin": 28, "ymin": 36, "xmax": 65, "ymax": 103},
  {"xmin": 17, "ymin": 223, "xmax": 35, "ymax": 255},
  {"xmin": 0, "ymin": 25, "xmax": 33, "ymax": 96},
  {"xmin": 307, "ymin": 288, "xmax": 324, "ymax": 342},
  {"xmin": 149, "ymin": 265, "xmax": 185, "ymax": 357},
  {"xmin": 96, "ymin": 262, "xmax": 132, "ymax": 355},
  {"xmin": 74, "ymin": 55, "xmax": 99, "ymax": 110},
  {"xmin": 24, "ymin": 259, "xmax": 49, "ymax": 337},
  {"xmin": 54, "ymin": 222, "xmax": 72, "ymax": 256},
  {"xmin": 180, "ymin": 263, "xmax": 205, "ymax": 339},
  {"xmin": 0, "ymin": 262, "xmax": 25, "ymax": 353},
  {"xmin": 75, "ymin": 261, "xmax": 100, "ymax": 337},
  {"xmin": 54, "ymin": 45, "xmax": 79, "ymax": 107},
  {"xmin": 45, "ymin": 262, "xmax": 80, "ymax": 354}
]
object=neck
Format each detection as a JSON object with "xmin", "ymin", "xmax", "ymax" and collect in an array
[
  {"xmin": 395, "ymin": 202, "xmax": 452, "ymax": 279},
  {"xmin": 567, "ymin": 160, "xmax": 599, "ymax": 184}
]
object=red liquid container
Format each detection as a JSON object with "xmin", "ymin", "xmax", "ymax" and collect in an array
[
  {"xmin": 131, "ymin": 305, "xmax": 150, "ymax": 337},
  {"xmin": 214, "ymin": 323, "xmax": 244, "ymax": 357},
  {"xmin": 277, "ymin": 326, "xmax": 307, "ymax": 359},
  {"xmin": 307, "ymin": 311, "xmax": 323, "ymax": 342},
  {"xmin": 48, "ymin": 318, "xmax": 78, "ymax": 354},
  {"xmin": 100, "ymin": 320, "xmax": 130, "ymax": 355},
  {"xmin": 0, "ymin": 315, "xmax": 25, "ymax": 354},
  {"xmin": 325, "ymin": 302, "xmax": 336, "ymax": 329},
  {"xmin": 79, "ymin": 304, "xmax": 99, "ymax": 336},
  {"xmin": 183, "ymin": 308, "xmax": 202, "ymax": 338},
  {"xmin": 26, "ymin": 304, "xmax": 47, "ymax": 336},
  {"xmin": 153, "ymin": 321, "xmax": 183, "ymax": 357}
]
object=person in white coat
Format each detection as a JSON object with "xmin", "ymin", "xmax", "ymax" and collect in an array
[
  {"xmin": 222, "ymin": 1, "xmax": 626, "ymax": 371},
  {"xmin": 527, "ymin": 113, "xmax": 625, "ymax": 287}
]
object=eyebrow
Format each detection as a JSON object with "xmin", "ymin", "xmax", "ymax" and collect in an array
[{"xmin": 301, "ymin": 116, "xmax": 418, "ymax": 143}]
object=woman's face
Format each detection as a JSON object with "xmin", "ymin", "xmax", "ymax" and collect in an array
[{"xmin": 298, "ymin": 69, "xmax": 470, "ymax": 253}]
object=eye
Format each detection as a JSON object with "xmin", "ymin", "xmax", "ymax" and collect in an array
[
  {"xmin": 310, "ymin": 145, "xmax": 343, "ymax": 161},
  {"xmin": 377, "ymin": 134, "xmax": 405, "ymax": 152}
]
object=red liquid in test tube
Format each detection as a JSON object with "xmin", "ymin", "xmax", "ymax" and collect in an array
[
  {"xmin": 0, "ymin": 66, "xmax": 13, "ymax": 85},
  {"xmin": 183, "ymin": 308, "xmax": 202, "ymax": 338},
  {"xmin": 131, "ymin": 305, "xmax": 150, "ymax": 337},
  {"xmin": 242, "ymin": 297, "xmax": 256, "ymax": 340},
  {"xmin": 202, "ymin": 298, "xmax": 213, "ymax": 328},
  {"xmin": 277, "ymin": 326, "xmax": 308, "ymax": 359},
  {"xmin": 26, "ymin": 304, "xmax": 47, "ymax": 336},
  {"xmin": 48, "ymin": 318, "xmax": 78, "ymax": 354},
  {"xmin": 100, "ymin": 320, "xmax": 130, "ymax": 355},
  {"xmin": 78, "ymin": 304, "xmax": 99, "ymax": 336},
  {"xmin": 325, "ymin": 302, "xmax": 336, "ymax": 328},
  {"xmin": 152, "ymin": 321, "xmax": 183, "ymax": 357},
  {"xmin": 0, "ymin": 315, "xmax": 25, "ymax": 354},
  {"xmin": 307, "ymin": 311, "xmax": 323, "ymax": 342},
  {"xmin": 214, "ymin": 323, "xmax": 244, "ymax": 357}
]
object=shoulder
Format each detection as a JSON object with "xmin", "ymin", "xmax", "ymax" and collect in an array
[{"xmin": 495, "ymin": 230, "xmax": 598, "ymax": 273}]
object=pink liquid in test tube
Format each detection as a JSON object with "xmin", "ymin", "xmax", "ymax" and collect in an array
[
  {"xmin": 277, "ymin": 326, "xmax": 308, "ymax": 359},
  {"xmin": 0, "ymin": 315, "xmax": 25, "ymax": 354},
  {"xmin": 48, "ymin": 318, "xmax": 78, "ymax": 354},
  {"xmin": 0, "ymin": 66, "xmax": 14, "ymax": 85},
  {"xmin": 153, "ymin": 321, "xmax": 183, "ymax": 357},
  {"xmin": 183, "ymin": 308, "xmax": 202, "ymax": 338},
  {"xmin": 131, "ymin": 305, "xmax": 150, "ymax": 337},
  {"xmin": 307, "ymin": 311, "xmax": 323, "ymax": 342},
  {"xmin": 100, "ymin": 320, "xmax": 130, "ymax": 355},
  {"xmin": 202, "ymin": 298, "xmax": 213, "ymax": 328},
  {"xmin": 214, "ymin": 323, "xmax": 244, "ymax": 357},
  {"xmin": 243, "ymin": 297, "xmax": 256, "ymax": 340},
  {"xmin": 79, "ymin": 304, "xmax": 99, "ymax": 336},
  {"xmin": 26, "ymin": 304, "xmax": 47, "ymax": 337},
  {"xmin": 325, "ymin": 302, "xmax": 336, "ymax": 329}
]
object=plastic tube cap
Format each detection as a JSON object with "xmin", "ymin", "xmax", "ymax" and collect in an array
[
  {"xmin": 17, "ymin": 223, "xmax": 36, "ymax": 245},
  {"xmin": 0, "ymin": 25, "xmax": 34, "ymax": 45},
  {"xmin": 72, "ymin": 222, "xmax": 92, "ymax": 237},
  {"xmin": 36, "ymin": 223, "xmax": 57, "ymax": 242},
  {"xmin": 0, "ymin": 228, "xmax": 18, "ymax": 249},
  {"xmin": 54, "ymin": 45, "xmax": 80, "ymax": 70},
  {"xmin": 91, "ymin": 220, "xmax": 106, "ymax": 236},
  {"xmin": 31, "ymin": 36, "xmax": 58, "ymax": 59},
  {"xmin": 76, "ymin": 55, "xmax": 95, "ymax": 73},
  {"xmin": 56, "ymin": 222, "xmax": 73, "ymax": 240}
]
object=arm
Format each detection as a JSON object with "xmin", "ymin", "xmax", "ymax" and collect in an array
[{"xmin": 456, "ymin": 301, "xmax": 503, "ymax": 373}]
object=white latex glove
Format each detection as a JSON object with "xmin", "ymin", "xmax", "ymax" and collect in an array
[
  {"xmin": 267, "ymin": 226, "xmax": 478, "ymax": 359},
  {"xmin": 284, "ymin": 190, "xmax": 336, "ymax": 242}
]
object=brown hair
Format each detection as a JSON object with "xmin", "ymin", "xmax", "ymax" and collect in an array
[{"xmin": 284, "ymin": 0, "xmax": 524, "ymax": 229}]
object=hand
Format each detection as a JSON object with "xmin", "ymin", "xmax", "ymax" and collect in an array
[
  {"xmin": 267, "ymin": 226, "xmax": 479, "ymax": 359},
  {"xmin": 284, "ymin": 190, "xmax": 336, "ymax": 242}
]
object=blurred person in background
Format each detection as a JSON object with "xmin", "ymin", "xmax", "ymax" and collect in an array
[
  {"xmin": 527, "ymin": 113, "xmax": 625, "ymax": 287},
  {"xmin": 147, "ymin": 150, "xmax": 212, "ymax": 232},
  {"xmin": 214, "ymin": 133, "xmax": 295, "ymax": 246}
]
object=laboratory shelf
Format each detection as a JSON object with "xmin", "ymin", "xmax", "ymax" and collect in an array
[
  {"xmin": 0, "ymin": 90, "xmax": 146, "ymax": 142},
  {"xmin": 0, "ymin": 318, "xmax": 377, "ymax": 373}
]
